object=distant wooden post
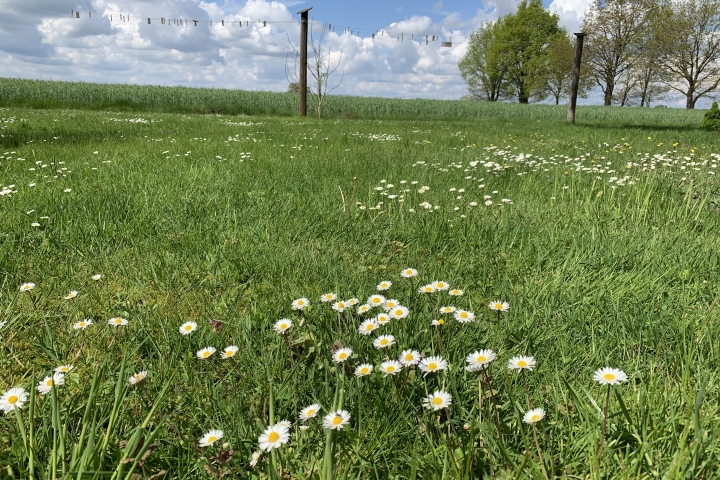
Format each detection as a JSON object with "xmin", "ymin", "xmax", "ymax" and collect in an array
[
  {"xmin": 297, "ymin": 7, "xmax": 312, "ymax": 117},
  {"xmin": 567, "ymin": 33, "xmax": 585, "ymax": 124}
]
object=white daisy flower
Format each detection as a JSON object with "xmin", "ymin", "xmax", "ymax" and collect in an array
[
  {"xmin": 91, "ymin": 274, "xmax": 102, "ymax": 281},
  {"xmin": 377, "ymin": 281, "xmax": 392, "ymax": 291},
  {"xmin": 199, "ymin": 429, "xmax": 224, "ymax": 448},
  {"xmin": 366, "ymin": 294, "xmax": 386, "ymax": 308},
  {"xmin": 299, "ymin": 404, "xmax": 322, "ymax": 421},
  {"xmin": 388, "ymin": 306, "xmax": 409, "ymax": 320},
  {"xmin": 347, "ymin": 298, "xmax": 360, "ymax": 306},
  {"xmin": 418, "ymin": 356, "xmax": 448, "ymax": 375},
  {"xmin": 358, "ymin": 319, "xmax": 379, "ymax": 335},
  {"xmin": 489, "ymin": 300, "xmax": 509, "ymax": 312},
  {"xmin": 273, "ymin": 319, "xmax": 292, "ymax": 334},
  {"xmin": 439, "ymin": 306, "xmax": 456, "ymax": 314},
  {"xmin": 128, "ymin": 371, "xmax": 148, "ymax": 385},
  {"xmin": 54, "ymin": 365, "xmax": 73, "ymax": 374},
  {"xmin": 465, "ymin": 350, "xmax": 496, "ymax": 371},
  {"xmin": 64, "ymin": 291, "xmax": 78, "ymax": 300},
  {"xmin": 221, "ymin": 346, "xmax": 239, "ymax": 359},
  {"xmin": 400, "ymin": 268, "xmax": 418, "ymax": 278},
  {"xmin": 291, "ymin": 298, "xmax": 309, "ymax": 310},
  {"xmin": 383, "ymin": 298, "xmax": 401, "ymax": 311},
  {"xmin": 320, "ymin": 293, "xmax": 336, "ymax": 302},
  {"xmin": 423, "ymin": 390, "xmax": 452, "ymax": 411},
  {"xmin": 73, "ymin": 319, "xmax": 92, "ymax": 330},
  {"xmin": 0, "ymin": 387, "xmax": 28, "ymax": 413},
  {"xmin": 356, "ymin": 304, "xmax": 371, "ymax": 315},
  {"xmin": 454, "ymin": 310, "xmax": 475, "ymax": 323},
  {"xmin": 196, "ymin": 347, "xmax": 216, "ymax": 360},
  {"xmin": 418, "ymin": 284, "xmax": 436, "ymax": 294},
  {"xmin": 179, "ymin": 321, "xmax": 197, "ymax": 335},
  {"xmin": 399, "ymin": 349, "xmax": 421, "ymax": 367},
  {"xmin": 322, "ymin": 410, "xmax": 350, "ymax": 430},
  {"xmin": 375, "ymin": 313, "xmax": 391, "ymax": 325},
  {"xmin": 448, "ymin": 289, "xmax": 464, "ymax": 296},
  {"xmin": 508, "ymin": 356, "xmax": 536, "ymax": 371},
  {"xmin": 19, "ymin": 283, "xmax": 35, "ymax": 292},
  {"xmin": 277, "ymin": 419, "xmax": 292, "ymax": 429},
  {"xmin": 523, "ymin": 408, "xmax": 545, "ymax": 424},
  {"xmin": 593, "ymin": 367, "xmax": 628, "ymax": 386},
  {"xmin": 431, "ymin": 318, "xmax": 445, "ymax": 326},
  {"xmin": 38, "ymin": 372, "xmax": 65, "ymax": 394},
  {"xmin": 108, "ymin": 317, "xmax": 128, "ymax": 327},
  {"xmin": 354, "ymin": 363, "xmax": 373, "ymax": 377},
  {"xmin": 332, "ymin": 301, "xmax": 348, "ymax": 312},
  {"xmin": 332, "ymin": 347, "xmax": 352, "ymax": 363},
  {"xmin": 432, "ymin": 280, "xmax": 449, "ymax": 291},
  {"xmin": 258, "ymin": 424, "xmax": 290, "ymax": 451},
  {"xmin": 373, "ymin": 335, "xmax": 395, "ymax": 349},
  {"xmin": 379, "ymin": 360, "xmax": 402, "ymax": 376}
]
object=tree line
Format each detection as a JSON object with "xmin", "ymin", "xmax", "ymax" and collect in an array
[{"xmin": 459, "ymin": 0, "xmax": 720, "ymax": 109}]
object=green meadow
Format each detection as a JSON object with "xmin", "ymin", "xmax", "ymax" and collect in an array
[{"xmin": 2, "ymin": 88, "xmax": 720, "ymax": 479}]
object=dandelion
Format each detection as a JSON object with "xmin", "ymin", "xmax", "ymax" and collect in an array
[
  {"xmin": 358, "ymin": 319, "xmax": 379, "ymax": 335},
  {"xmin": 1, "ymin": 388, "xmax": 28, "ymax": 414},
  {"xmin": 454, "ymin": 310, "xmax": 475, "ymax": 323},
  {"xmin": 439, "ymin": 306, "xmax": 456, "ymax": 314},
  {"xmin": 388, "ymin": 306, "xmax": 409, "ymax": 320},
  {"xmin": 291, "ymin": 298, "xmax": 309, "ymax": 310},
  {"xmin": 221, "ymin": 346, "xmax": 239, "ymax": 359},
  {"xmin": 419, "ymin": 356, "xmax": 448, "ymax": 375},
  {"xmin": 73, "ymin": 319, "xmax": 92, "ymax": 330},
  {"xmin": 128, "ymin": 371, "xmax": 148, "ymax": 385},
  {"xmin": 55, "ymin": 365, "xmax": 73, "ymax": 374},
  {"xmin": 320, "ymin": 293, "xmax": 337, "ymax": 302},
  {"xmin": 423, "ymin": 390, "xmax": 452, "ymax": 411},
  {"xmin": 399, "ymin": 349, "xmax": 421, "ymax": 367},
  {"xmin": 449, "ymin": 289, "xmax": 463, "ymax": 296},
  {"xmin": 64, "ymin": 291, "xmax": 78, "ymax": 300},
  {"xmin": 432, "ymin": 280, "xmax": 449, "ymax": 291},
  {"xmin": 38, "ymin": 372, "xmax": 65, "ymax": 394},
  {"xmin": 199, "ymin": 430, "xmax": 224, "ymax": 448},
  {"xmin": 376, "ymin": 313, "xmax": 391, "ymax": 325},
  {"xmin": 355, "ymin": 363, "xmax": 373, "ymax": 376},
  {"xmin": 332, "ymin": 301, "xmax": 348, "ymax": 312},
  {"xmin": 19, "ymin": 283, "xmax": 35, "ymax": 292},
  {"xmin": 356, "ymin": 304, "xmax": 371, "ymax": 315},
  {"xmin": 179, "ymin": 321, "xmax": 197, "ymax": 335},
  {"xmin": 273, "ymin": 319, "xmax": 292, "ymax": 334},
  {"xmin": 377, "ymin": 280, "xmax": 392, "ymax": 291},
  {"xmin": 418, "ymin": 284, "xmax": 436, "ymax": 294},
  {"xmin": 508, "ymin": 356, "xmax": 536, "ymax": 371},
  {"xmin": 108, "ymin": 317, "xmax": 128, "ymax": 327},
  {"xmin": 366, "ymin": 294, "xmax": 386, "ymax": 308},
  {"xmin": 593, "ymin": 367, "xmax": 627, "ymax": 386},
  {"xmin": 91, "ymin": 274, "xmax": 102, "ymax": 281},
  {"xmin": 489, "ymin": 300, "xmax": 509, "ymax": 312},
  {"xmin": 523, "ymin": 408, "xmax": 545, "ymax": 424},
  {"xmin": 431, "ymin": 318, "xmax": 445, "ymax": 326},
  {"xmin": 379, "ymin": 360, "xmax": 402, "ymax": 376},
  {"xmin": 466, "ymin": 350, "xmax": 496, "ymax": 371},
  {"xmin": 332, "ymin": 347, "xmax": 352, "ymax": 363},
  {"xmin": 373, "ymin": 335, "xmax": 395, "ymax": 349},
  {"xmin": 400, "ymin": 268, "xmax": 418, "ymax": 278},
  {"xmin": 323, "ymin": 410, "xmax": 351, "ymax": 430},
  {"xmin": 299, "ymin": 404, "xmax": 322, "ymax": 421},
  {"xmin": 196, "ymin": 347, "xmax": 216, "ymax": 360}
]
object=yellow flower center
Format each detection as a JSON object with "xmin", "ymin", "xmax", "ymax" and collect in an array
[
  {"xmin": 338, "ymin": 303, "xmax": 344, "ymax": 308},
  {"xmin": 452, "ymin": 290, "xmax": 459, "ymax": 295},
  {"xmin": 517, "ymin": 361, "xmax": 527, "ymax": 367},
  {"xmin": 437, "ymin": 283, "xmax": 444, "ymax": 288},
  {"xmin": 386, "ymin": 366, "xmax": 395, "ymax": 373},
  {"xmin": 432, "ymin": 397, "xmax": 442, "ymax": 405},
  {"xmin": 394, "ymin": 309, "xmax": 403, "ymax": 316},
  {"xmin": 428, "ymin": 363, "xmax": 437, "ymax": 370},
  {"xmin": 225, "ymin": 350, "xmax": 234, "ymax": 356},
  {"xmin": 23, "ymin": 285, "xmax": 30, "ymax": 290},
  {"xmin": 460, "ymin": 312, "xmax": 468, "ymax": 318},
  {"xmin": 366, "ymin": 324, "xmax": 374, "ymax": 331},
  {"xmin": 373, "ymin": 298, "xmax": 380, "ymax": 303},
  {"xmin": 8, "ymin": 395, "xmax": 18, "ymax": 404},
  {"xmin": 60, "ymin": 367, "xmax": 68, "ymax": 372},
  {"xmin": 297, "ymin": 300, "xmax": 304, "ymax": 305},
  {"xmin": 338, "ymin": 353, "xmax": 347, "ymax": 359},
  {"xmin": 425, "ymin": 287, "xmax": 432, "ymax": 292},
  {"xmin": 307, "ymin": 409, "xmax": 315, "ymax": 416},
  {"xmin": 360, "ymin": 367, "xmax": 368, "ymax": 374},
  {"xmin": 268, "ymin": 432, "xmax": 279, "ymax": 442},
  {"xmin": 380, "ymin": 339, "xmax": 388, "ymax": 345},
  {"xmin": 530, "ymin": 414, "xmax": 541, "ymax": 422},
  {"xmin": 184, "ymin": 325, "xmax": 192, "ymax": 330},
  {"xmin": 381, "ymin": 283, "xmax": 388, "ymax": 288},
  {"xmin": 495, "ymin": 303, "xmax": 502, "ymax": 309},
  {"xmin": 477, "ymin": 356, "xmax": 486, "ymax": 363},
  {"xmin": 208, "ymin": 436, "xmax": 217, "ymax": 443},
  {"xmin": 603, "ymin": 373, "xmax": 616, "ymax": 381},
  {"xmin": 332, "ymin": 416, "xmax": 342, "ymax": 425},
  {"xmin": 280, "ymin": 323, "xmax": 287, "ymax": 329},
  {"xmin": 202, "ymin": 351, "xmax": 210, "ymax": 358},
  {"xmin": 46, "ymin": 380, "xmax": 52, "ymax": 386},
  {"xmin": 405, "ymin": 354, "xmax": 413, "ymax": 361},
  {"xmin": 437, "ymin": 319, "xmax": 444, "ymax": 325},
  {"xmin": 405, "ymin": 270, "xmax": 412, "ymax": 275}
]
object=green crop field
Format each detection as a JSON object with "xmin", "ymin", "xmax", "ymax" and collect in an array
[{"xmin": 1, "ymin": 87, "xmax": 720, "ymax": 479}]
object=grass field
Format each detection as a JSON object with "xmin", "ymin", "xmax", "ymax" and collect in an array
[{"xmin": 2, "ymin": 97, "xmax": 720, "ymax": 479}]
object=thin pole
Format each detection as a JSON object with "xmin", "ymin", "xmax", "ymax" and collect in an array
[
  {"xmin": 567, "ymin": 32, "xmax": 585, "ymax": 124},
  {"xmin": 297, "ymin": 7, "xmax": 312, "ymax": 117}
]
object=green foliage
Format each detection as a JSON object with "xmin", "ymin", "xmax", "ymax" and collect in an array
[
  {"xmin": 458, "ymin": 20, "xmax": 508, "ymax": 102},
  {"xmin": 701, "ymin": 101, "xmax": 720, "ymax": 128}
]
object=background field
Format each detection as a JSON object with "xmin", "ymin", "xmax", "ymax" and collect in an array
[{"xmin": 1, "ymin": 90, "xmax": 720, "ymax": 478}]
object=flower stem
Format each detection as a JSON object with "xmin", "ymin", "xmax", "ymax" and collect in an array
[
  {"xmin": 599, "ymin": 384, "xmax": 610, "ymax": 462},
  {"xmin": 532, "ymin": 423, "xmax": 549, "ymax": 480}
]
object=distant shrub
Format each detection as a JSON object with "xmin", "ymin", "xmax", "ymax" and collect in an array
[{"xmin": 701, "ymin": 102, "xmax": 720, "ymax": 129}]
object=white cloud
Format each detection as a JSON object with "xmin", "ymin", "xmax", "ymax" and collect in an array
[{"xmin": 548, "ymin": 0, "xmax": 591, "ymax": 33}]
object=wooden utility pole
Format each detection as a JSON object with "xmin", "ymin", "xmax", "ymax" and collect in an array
[
  {"xmin": 567, "ymin": 32, "xmax": 585, "ymax": 124},
  {"xmin": 297, "ymin": 7, "xmax": 312, "ymax": 117}
]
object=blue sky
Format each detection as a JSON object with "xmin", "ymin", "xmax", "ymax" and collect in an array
[{"xmin": 0, "ymin": 0, "xmax": 607, "ymax": 102}]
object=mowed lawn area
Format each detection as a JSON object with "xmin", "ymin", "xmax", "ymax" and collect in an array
[{"xmin": 2, "ymin": 103, "xmax": 720, "ymax": 479}]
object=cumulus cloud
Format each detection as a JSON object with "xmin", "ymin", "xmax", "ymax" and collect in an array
[{"xmin": 548, "ymin": 0, "xmax": 592, "ymax": 33}]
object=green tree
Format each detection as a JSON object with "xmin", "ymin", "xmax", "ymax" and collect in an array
[
  {"xmin": 543, "ymin": 35, "xmax": 594, "ymax": 105},
  {"xmin": 458, "ymin": 20, "xmax": 507, "ymax": 101},
  {"xmin": 496, "ymin": 0, "xmax": 566, "ymax": 103}
]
